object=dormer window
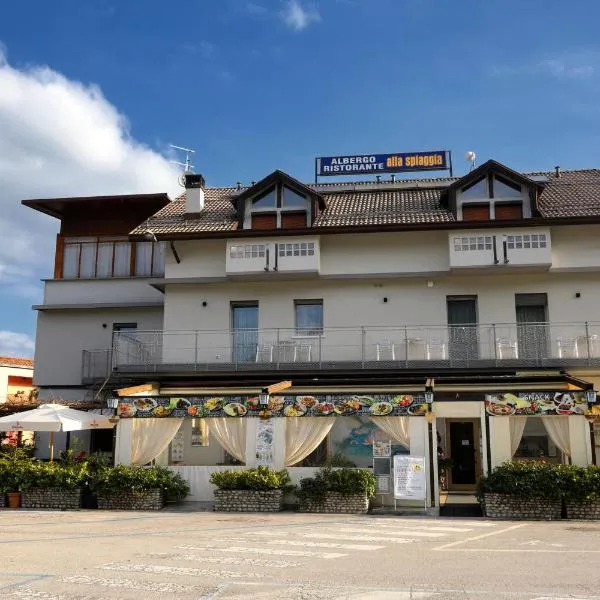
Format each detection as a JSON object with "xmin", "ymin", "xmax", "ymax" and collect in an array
[
  {"xmin": 247, "ymin": 184, "xmax": 310, "ymax": 230},
  {"xmin": 461, "ymin": 177, "xmax": 488, "ymax": 200}
]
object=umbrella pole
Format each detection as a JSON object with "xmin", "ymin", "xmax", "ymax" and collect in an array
[{"xmin": 50, "ymin": 431, "xmax": 55, "ymax": 462}]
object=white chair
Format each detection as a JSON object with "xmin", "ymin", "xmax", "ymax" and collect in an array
[
  {"xmin": 376, "ymin": 341, "xmax": 396, "ymax": 361},
  {"xmin": 496, "ymin": 338, "xmax": 518, "ymax": 359},
  {"xmin": 407, "ymin": 338, "xmax": 425, "ymax": 360},
  {"xmin": 557, "ymin": 337, "xmax": 578, "ymax": 359},
  {"xmin": 294, "ymin": 343, "xmax": 312, "ymax": 362},
  {"xmin": 255, "ymin": 344, "xmax": 274, "ymax": 363},
  {"xmin": 426, "ymin": 338, "xmax": 447, "ymax": 360}
]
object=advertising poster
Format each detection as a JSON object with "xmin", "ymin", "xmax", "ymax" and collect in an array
[
  {"xmin": 393, "ymin": 456, "xmax": 427, "ymax": 500},
  {"xmin": 255, "ymin": 419, "xmax": 274, "ymax": 467}
]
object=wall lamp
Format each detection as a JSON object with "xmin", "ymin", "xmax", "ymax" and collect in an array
[
  {"xmin": 424, "ymin": 382, "xmax": 435, "ymax": 423},
  {"xmin": 106, "ymin": 397, "xmax": 120, "ymax": 424}
]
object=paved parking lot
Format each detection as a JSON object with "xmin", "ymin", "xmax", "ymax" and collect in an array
[{"xmin": 1, "ymin": 509, "xmax": 600, "ymax": 599}]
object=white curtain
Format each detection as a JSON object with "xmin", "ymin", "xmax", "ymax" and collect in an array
[
  {"xmin": 542, "ymin": 417, "xmax": 571, "ymax": 458},
  {"xmin": 207, "ymin": 418, "xmax": 247, "ymax": 464},
  {"xmin": 370, "ymin": 416, "xmax": 410, "ymax": 449},
  {"xmin": 131, "ymin": 418, "xmax": 183, "ymax": 465},
  {"xmin": 509, "ymin": 416, "xmax": 527, "ymax": 456},
  {"xmin": 285, "ymin": 417, "xmax": 334, "ymax": 466}
]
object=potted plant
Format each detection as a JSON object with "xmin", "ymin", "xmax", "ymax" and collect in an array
[
  {"xmin": 296, "ymin": 467, "xmax": 376, "ymax": 514},
  {"xmin": 476, "ymin": 461, "xmax": 564, "ymax": 520},
  {"xmin": 210, "ymin": 467, "xmax": 292, "ymax": 512},
  {"xmin": 0, "ymin": 458, "xmax": 34, "ymax": 508},
  {"xmin": 95, "ymin": 465, "xmax": 189, "ymax": 510},
  {"xmin": 562, "ymin": 465, "xmax": 600, "ymax": 520}
]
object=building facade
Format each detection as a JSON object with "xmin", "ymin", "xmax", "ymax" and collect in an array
[{"xmin": 24, "ymin": 159, "xmax": 600, "ymax": 507}]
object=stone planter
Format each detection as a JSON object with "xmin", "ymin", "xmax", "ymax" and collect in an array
[
  {"xmin": 97, "ymin": 489, "xmax": 164, "ymax": 511},
  {"xmin": 565, "ymin": 499, "xmax": 600, "ymax": 520},
  {"xmin": 21, "ymin": 488, "xmax": 82, "ymax": 510},
  {"xmin": 482, "ymin": 493, "xmax": 562, "ymax": 520},
  {"xmin": 298, "ymin": 491, "xmax": 369, "ymax": 514},
  {"xmin": 214, "ymin": 489, "xmax": 284, "ymax": 512}
]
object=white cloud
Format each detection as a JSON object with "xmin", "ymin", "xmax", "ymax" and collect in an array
[
  {"xmin": 492, "ymin": 51, "xmax": 600, "ymax": 80},
  {"xmin": 0, "ymin": 47, "xmax": 180, "ymax": 346},
  {"xmin": 0, "ymin": 331, "xmax": 35, "ymax": 358},
  {"xmin": 280, "ymin": 0, "xmax": 321, "ymax": 31}
]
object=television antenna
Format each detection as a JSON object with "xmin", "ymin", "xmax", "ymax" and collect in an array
[
  {"xmin": 465, "ymin": 151, "xmax": 477, "ymax": 171},
  {"xmin": 170, "ymin": 145, "xmax": 196, "ymax": 186}
]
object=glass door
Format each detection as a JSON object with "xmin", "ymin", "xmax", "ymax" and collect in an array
[
  {"xmin": 516, "ymin": 294, "xmax": 548, "ymax": 361},
  {"xmin": 447, "ymin": 296, "xmax": 479, "ymax": 362},
  {"xmin": 231, "ymin": 303, "xmax": 258, "ymax": 363},
  {"xmin": 447, "ymin": 419, "xmax": 481, "ymax": 490}
]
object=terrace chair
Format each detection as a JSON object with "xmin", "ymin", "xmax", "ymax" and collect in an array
[
  {"xmin": 376, "ymin": 341, "xmax": 396, "ymax": 361},
  {"xmin": 496, "ymin": 338, "xmax": 519, "ymax": 359},
  {"xmin": 426, "ymin": 338, "xmax": 447, "ymax": 360},
  {"xmin": 294, "ymin": 343, "xmax": 312, "ymax": 362},
  {"xmin": 557, "ymin": 337, "xmax": 578, "ymax": 359},
  {"xmin": 255, "ymin": 344, "xmax": 274, "ymax": 363}
]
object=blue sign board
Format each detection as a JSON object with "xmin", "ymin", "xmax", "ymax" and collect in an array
[{"xmin": 316, "ymin": 151, "xmax": 448, "ymax": 177}]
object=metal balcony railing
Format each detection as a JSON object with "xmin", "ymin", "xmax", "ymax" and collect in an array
[
  {"xmin": 81, "ymin": 349, "xmax": 113, "ymax": 382},
  {"xmin": 102, "ymin": 322, "xmax": 600, "ymax": 373}
]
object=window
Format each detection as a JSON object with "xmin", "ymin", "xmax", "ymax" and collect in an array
[
  {"xmin": 295, "ymin": 300, "xmax": 323, "ymax": 336},
  {"xmin": 461, "ymin": 204, "xmax": 490, "ymax": 221},
  {"xmin": 453, "ymin": 236, "xmax": 493, "ymax": 252},
  {"xmin": 494, "ymin": 176, "xmax": 522, "ymax": 198},
  {"xmin": 247, "ymin": 183, "xmax": 310, "ymax": 229},
  {"xmin": 278, "ymin": 242, "xmax": 315, "ymax": 257},
  {"xmin": 61, "ymin": 237, "xmax": 164, "ymax": 279},
  {"xmin": 506, "ymin": 234, "xmax": 547, "ymax": 250},
  {"xmin": 495, "ymin": 203, "xmax": 523, "ymax": 220},
  {"xmin": 229, "ymin": 244, "xmax": 267, "ymax": 259},
  {"xmin": 461, "ymin": 178, "xmax": 488, "ymax": 199}
]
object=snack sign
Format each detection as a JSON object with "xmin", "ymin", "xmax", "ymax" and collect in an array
[
  {"xmin": 485, "ymin": 392, "xmax": 589, "ymax": 416},
  {"xmin": 116, "ymin": 394, "xmax": 427, "ymax": 419}
]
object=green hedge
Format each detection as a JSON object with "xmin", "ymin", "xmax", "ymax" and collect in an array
[
  {"xmin": 296, "ymin": 467, "xmax": 377, "ymax": 503},
  {"xmin": 210, "ymin": 467, "xmax": 292, "ymax": 491},
  {"xmin": 477, "ymin": 461, "xmax": 600, "ymax": 504}
]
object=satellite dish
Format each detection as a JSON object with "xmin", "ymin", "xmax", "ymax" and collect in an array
[
  {"xmin": 178, "ymin": 173, "xmax": 187, "ymax": 188},
  {"xmin": 465, "ymin": 151, "xmax": 477, "ymax": 163}
]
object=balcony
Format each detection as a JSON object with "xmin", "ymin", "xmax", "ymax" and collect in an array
[
  {"xmin": 449, "ymin": 229, "xmax": 551, "ymax": 270},
  {"xmin": 108, "ymin": 322, "xmax": 600, "ymax": 374},
  {"xmin": 226, "ymin": 238, "xmax": 320, "ymax": 276}
]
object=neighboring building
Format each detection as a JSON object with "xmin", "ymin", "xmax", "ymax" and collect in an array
[
  {"xmin": 0, "ymin": 356, "xmax": 34, "ymax": 405},
  {"xmin": 24, "ymin": 159, "xmax": 600, "ymax": 507}
]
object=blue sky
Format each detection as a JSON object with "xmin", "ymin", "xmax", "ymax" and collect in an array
[{"xmin": 0, "ymin": 0, "xmax": 599, "ymax": 355}]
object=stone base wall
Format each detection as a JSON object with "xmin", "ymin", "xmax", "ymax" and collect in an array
[
  {"xmin": 98, "ymin": 490, "xmax": 164, "ymax": 511},
  {"xmin": 214, "ymin": 489, "xmax": 284, "ymax": 512},
  {"xmin": 298, "ymin": 492, "xmax": 369, "ymax": 514},
  {"xmin": 22, "ymin": 488, "xmax": 82, "ymax": 510},
  {"xmin": 565, "ymin": 499, "xmax": 600, "ymax": 520},
  {"xmin": 483, "ymin": 493, "xmax": 562, "ymax": 520}
]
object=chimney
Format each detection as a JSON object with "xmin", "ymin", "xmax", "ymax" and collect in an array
[
  {"xmin": 555, "ymin": 165, "xmax": 561, "ymax": 178},
  {"xmin": 185, "ymin": 173, "xmax": 205, "ymax": 213}
]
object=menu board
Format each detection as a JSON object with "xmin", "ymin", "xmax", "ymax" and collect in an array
[
  {"xmin": 170, "ymin": 426, "xmax": 185, "ymax": 463},
  {"xmin": 255, "ymin": 419, "xmax": 274, "ymax": 467},
  {"xmin": 393, "ymin": 456, "xmax": 426, "ymax": 500}
]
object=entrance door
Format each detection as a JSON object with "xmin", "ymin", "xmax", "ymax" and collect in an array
[
  {"xmin": 447, "ymin": 296, "xmax": 479, "ymax": 362},
  {"xmin": 231, "ymin": 303, "xmax": 258, "ymax": 363},
  {"xmin": 516, "ymin": 294, "xmax": 548, "ymax": 361},
  {"xmin": 447, "ymin": 419, "xmax": 481, "ymax": 490}
]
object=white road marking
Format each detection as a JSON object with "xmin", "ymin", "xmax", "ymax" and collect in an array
[
  {"xmin": 336, "ymin": 527, "xmax": 445, "ymax": 538},
  {"xmin": 175, "ymin": 543, "xmax": 347, "ymax": 559},
  {"xmin": 434, "ymin": 523, "xmax": 528, "ymax": 550},
  {"xmin": 301, "ymin": 532, "xmax": 415, "ymax": 544},
  {"xmin": 262, "ymin": 539, "xmax": 385, "ymax": 551},
  {"xmin": 149, "ymin": 552, "xmax": 299, "ymax": 568},
  {"xmin": 356, "ymin": 523, "xmax": 475, "ymax": 533},
  {"xmin": 98, "ymin": 561, "xmax": 264, "ymax": 578},
  {"xmin": 60, "ymin": 575, "xmax": 204, "ymax": 594},
  {"xmin": 365, "ymin": 518, "xmax": 496, "ymax": 528}
]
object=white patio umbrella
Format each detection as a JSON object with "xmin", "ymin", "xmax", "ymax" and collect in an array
[{"xmin": 0, "ymin": 403, "xmax": 115, "ymax": 460}]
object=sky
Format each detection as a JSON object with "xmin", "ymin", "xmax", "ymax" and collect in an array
[{"xmin": 0, "ymin": 0, "xmax": 599, "ymax": 357}]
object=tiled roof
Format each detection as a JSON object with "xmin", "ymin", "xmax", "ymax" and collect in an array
[
  {"xmin": 131, "ymin": 168, "xmax": 600, "ymax": 236},
  {"xmin": 0, "ymin": 356, "xmax": 34, "ymax": 369}
]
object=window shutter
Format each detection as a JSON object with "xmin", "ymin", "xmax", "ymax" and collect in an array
[
  {"xmin": 251, "ymin": 213, "xmax": 277, "ymax": 230},
  {"xmin": 281, "ymin": 212, "xmax": 307, "ymax": 229},
  {"xmin": 462, "ymin": 204, "xmax": 490, "ymax": 221},
  {"xmin": 495, "ymin": 203, "xmax": 523, "ymax": 220}
]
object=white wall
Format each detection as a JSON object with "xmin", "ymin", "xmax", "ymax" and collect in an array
[
  {"xmin": 0, "ymin": 365, "xmax": 34, "ymax": 402},
  {"xmin": 551, "ymin": 226, "xmax": 600, "ymax": 270},
  {"xmin": 34, "ymin": 307, "xmax": 164, "ymax": 386},
  {"xmin": 165, "ymin": 239, "xmax": 227, "ymax": 279},
  {"xmin": 43, "ymin": 279, "xmax": 163, "ymax": 306}
]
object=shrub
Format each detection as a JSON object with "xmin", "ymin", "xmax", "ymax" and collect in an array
[
  {"xmin": 95, "ymin": 465, "xmax": 190, "ymax": 501},
  {"xmin": 296, "ymin": 467, "xmax": 377, "ymax": 503},
  {"xmin": 476, "ymin": 461, "xmax": 567, "ymax": 503},
  {"xmin": 561, "ymin": 465, "xmax": 600, "ymax": 504},
  {"xmin": 210, "ymin": 467, "xmax": 292, "ymax": 491},
  {"xmin": 0, "ymin": 458, "xmax": 35, "ymax": 493}
]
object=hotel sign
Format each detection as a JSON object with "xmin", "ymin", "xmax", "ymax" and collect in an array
[{"xmin": 316, "ymin": 151, "xmax": 448, "ymax": 177}]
